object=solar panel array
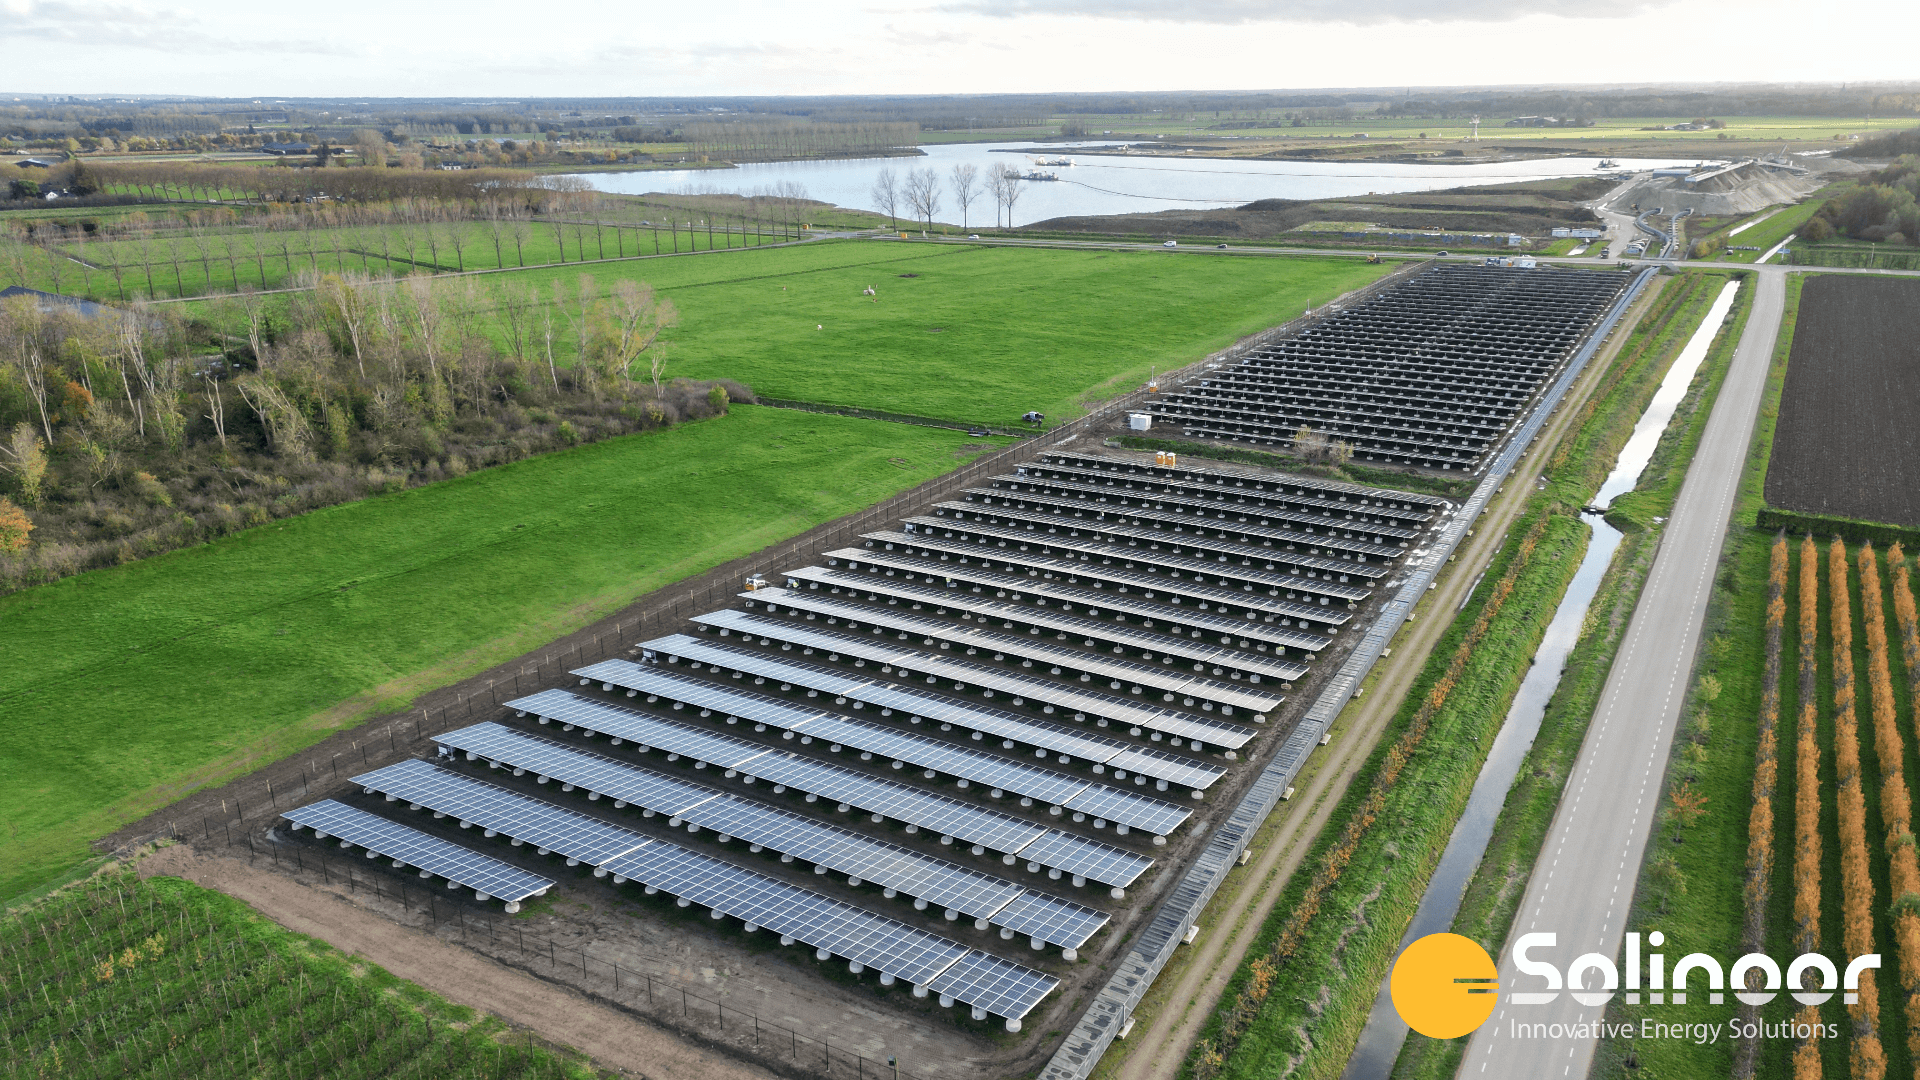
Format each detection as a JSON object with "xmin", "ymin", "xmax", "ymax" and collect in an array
[
  {"xmin": 283, "ymin": 445, "xmax": 1464, "ymax": 1031},
  {"xmin": 734, "ymin": 584, "xmax": 1287, "ymax": 708},
  {"xmin": 1149, "ymin": 266, "xmax": 1631, "ymax": 468},
  {"xmin": 350, "ymin": 759, "xmax": 1060, "ymax": 1019},
  {"xmin": 762, "ymin": 573, "xmax": 1309, "ymax": 682},
  {"xmin": 510, "ymin": 685, "xmax": 1155, "ymax": 888},
  {"xmin": 665, "ymin": 615, "xmax": 1258, "ymax": 743},
  {"xmin": 433, "ymin": 722, "xmax": 1109, "ymax": 948},
  {"xmin": 778, "ymin": 564, "xmax": 1329, "ymax": 656},
  {"xmin": 827, "ymin": 543, "xmax": 1350, "ymax": 630},
  {"xmin": 282, "ymin": 799, "xmax": 554, "ymax": 906}
]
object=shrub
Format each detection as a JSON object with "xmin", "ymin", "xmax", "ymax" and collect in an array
[{"xmin": 0, "ymin": 495, "xmax": 31, "ymax": 552}]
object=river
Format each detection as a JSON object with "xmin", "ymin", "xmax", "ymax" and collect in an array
[
  {"xmin": 1338, "ymin": 279, "xmax": 1742, "ymax": 1080},
  {"xmin": 565, "ymin": 143, "xmax": 1708, "ymax": 224}
]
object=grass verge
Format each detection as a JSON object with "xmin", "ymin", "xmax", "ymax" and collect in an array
[{"xmin": 0, "ymin": 406, "xmax": 1006, "ymax": 903}]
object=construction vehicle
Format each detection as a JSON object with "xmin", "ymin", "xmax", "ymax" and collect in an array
[{"xmin": 1365, "ymin": 253, "xmax": 1382, "ymax": 263}]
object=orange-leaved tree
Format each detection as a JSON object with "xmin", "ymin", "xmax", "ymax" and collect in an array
[{"xmin": 1832, "ymin": 537, "xmax": 1885, "ymax": 1080}]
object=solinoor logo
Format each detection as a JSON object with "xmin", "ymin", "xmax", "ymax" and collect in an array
[
  {"xmin": 1389, "ymin": 934, "xmax": 1499, "ymax": 1039},
  {"xmin": 1389, "ymin": 931, "xmax": 1884, "ymax": 1040}
]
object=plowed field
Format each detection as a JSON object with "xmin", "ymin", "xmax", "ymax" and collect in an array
[{"xmin": 1765, "ymin": 275, "xmax": 1920, "ymax": 526}]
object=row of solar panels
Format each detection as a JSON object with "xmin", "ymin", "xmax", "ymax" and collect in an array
[
  {"xmin": 652, "ymin": 622, "xmax": 1230, "ymax": 788},
  {"xmin": 677, "ymin": 611, "xmax": 1261, "ymax": 738},
  {"xmin": 1042, "ymin": 450, "xmax": 1446, "ymax": 513},
  {"xmin": 870, "ymin": 528, "xmax": 1369, "ymax": 608},
  {"xmin": 909, "ymin": 509, "xmax": 1386, "ymax": 591},
  {"xmin": 513, "ymin": 686, "xmax": 1154, "ymax": 889},
  {"xmin": 713, "ymin": 590, "xmax": 1280, "ymax": 712},
  {"xmin": 347, "ymin": 758, "xmax": 1058, "ymax": 1025},
  {"xmin": 746, "ymin": 584, "xmax": 1302, "ymax": 691},
  {"xmin": 773, "ymin": 568, "xmax": 1312, "ymax": 675},
  {"xmin": 780, "ymin": 564, "xmax": 1330, "ymax": 655},
  {"xmin": 904, "ymin": 513, "xmax": 1385, "ymax": 596},
  {"xmin": 940, "ymin": 495, "xmax": 1405, "ymax": 569},
  {"xmin": 432, "ymin": 722, "xmax": 1108, "ymax": 951},
  {"xmin": 282, "ymin": 799, "xmax": 555, "ymax": 908},
  {"xmin": 1003, "ymin": 469, "xmax": 1428, "ymax": 550},
  {"xmin": 598, "ymin": 648, "xmax": 1198, "ymax": 834},
  {"xmin": 1036, "ymin": 453, "xmax": 1443, "ymax": 522},
  {"xmin": 833, "ymin": 543, "xmax": 1351, "ymax": 629},
  {"xmin": 971, "ymin": 481, "xmax": 1415, "ymax": 554}
]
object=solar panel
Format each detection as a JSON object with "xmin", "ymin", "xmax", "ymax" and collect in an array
[
  {"xmin": 966, "ymin": 479, "xmax": 1418, "ymax": 548},
  {"xmin": 1062, "ymin": 786, "xmax": 1191, "ymax": 838},
  {"xmin": 825, "ymin": 544, "xmax": 1347, "ymax": 631},
  {"xmin": 990, "ymin": 891, "xmax": 1110, "ymax": 950},
  {"xmin": 508, "ymin": 686, "xmax": 783, "ymax": 768},
  {"xmin": 511, "ymin": 682, "xmax": 1155, "ymax": 887},
  {"xmin": 680, "ymin": 611, "xmax": 1264, "ymax": 743},
  {"xmin": 282, "ymin": 799, "xmax": 554, "ymax": 905},
  {"xmin": 921, "ymin": 503, "xmax": 1392, "ymax": 582},
  {"xmin": 779, "ymin": 564, "xmax": 1327, "ymax": 657},
  {"xmin": 1016, "ymin": 830, "xmax": 1154, "ymax": 887},
  {"xmin": 433, "ymin": 722, "xmax": 1062, "ymax": 924},
  {"xmin": 739, "ymin": 586, "xmax": 1287, "ymax": 711},
  {"xmin": 352, "ymin": 759, "xmax": 649, "ymax": 866},
  {"xmin": 647, "ymin": 630, "xmax": 1225, "ymax": 786},
  {"xmin": 866, "ymin": 526, "xmax": 1369, "ymax": 608},
  {"xmin": 926, "ymin": 950, "xmax": 1060, "ymax": 1020},
  {"xmin": 354, "ymin": 760, "xmax": 1056, "ymax": 1018},
  {"xmin": 628, "ymin": 641, "xmax": 1193, "ymax": 832},
  {"xmin": 1038, "ymin": 451, "xmax": 1446, "ymax": 515},
  {"xmin": 438, "ymin": 722, "xmax": 721, "ymax": 817},
  {"xmin": 989, "ymin": 467, "xmax": 1427, "ymax": 543},
  {"xmin": 596, "ymin": 841, "xmax": 973, "ymax": 989}
]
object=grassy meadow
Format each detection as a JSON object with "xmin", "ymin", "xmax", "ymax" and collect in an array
[
  {"xmin": 463, "ymin": 242, "xmax": 1389, "ymax": 426},
  {"xmin": 185, "ymin": 240, "xmax": 1389, "ymax": 428},
  {"xmin": 0, "ymin": 407, "xmax": 1007, "ymax": 902}
]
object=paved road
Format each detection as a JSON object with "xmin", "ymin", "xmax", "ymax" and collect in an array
[{"xmin": 1459, "ymin": 267, "xmax": 1788, "ymax": 1079}]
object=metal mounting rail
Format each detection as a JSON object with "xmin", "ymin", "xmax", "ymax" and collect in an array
[{"xmin": 1036, "ymin": 266, "xmax": 1655, "ymax": 1080}]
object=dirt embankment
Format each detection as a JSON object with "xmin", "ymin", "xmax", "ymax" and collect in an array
[{"xmin": 1024, "ymin": 177, "xmax": 1614, "ymax": 240}]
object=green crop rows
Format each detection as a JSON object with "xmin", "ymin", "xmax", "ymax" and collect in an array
[{"xmin": 2, "ymin": 869, "xmax": 604, "ymax": 1079}]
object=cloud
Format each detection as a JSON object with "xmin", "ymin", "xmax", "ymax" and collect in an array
[
  {"xmin": 0, "ymin": 0, "xmax": 345, "ymax": 54},
  {"xmin": 939, "ymin": 0, "xmax": 1670, "ymax": 24}
]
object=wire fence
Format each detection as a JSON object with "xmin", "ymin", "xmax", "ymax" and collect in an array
[{"xmin": 178, "ymin": 819, "xmax": 929, "ymax": 1080}]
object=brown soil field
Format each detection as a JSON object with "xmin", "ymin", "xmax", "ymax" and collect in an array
[{"xmin": 1765, "ymin": 275, "xmax": 1920, "ymax": 526}]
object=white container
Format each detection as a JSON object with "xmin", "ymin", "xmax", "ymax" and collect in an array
[{"xmin": 1128, "ymin": 413, "xmax": 1153, "ymax": 431}]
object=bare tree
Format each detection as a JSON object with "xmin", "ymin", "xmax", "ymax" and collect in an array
[
  {"xmin": 870, "ymin": 168, "xmax": 900, "ymax": 229},
  {"xmin": 1000, "ymin": 164, "xmax": 1026, "ymax": 229},
  {"xmin": 903, "ymin": 169, "xmax": 943, "ymax": 236},
  {"xmin": 1292, "ymin": 423, "xmax": 1330, "ymax": 461},
  {"xmin": 950, "ymin": 164, "xmax": 980, "ymax": 231},
  {"xmin": 989, "ymin": 163, "xmax": 1020, "ymax": 230}
]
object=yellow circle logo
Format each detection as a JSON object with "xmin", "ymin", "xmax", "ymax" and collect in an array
[{"xmin": 1390, "ymin": 933, "xmax": 1500, "ymax": 1039}]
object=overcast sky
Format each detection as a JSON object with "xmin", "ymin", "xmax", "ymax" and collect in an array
[{"xmin": 1, "ymin": 0, "xmax": 1913, "ymax": 99}]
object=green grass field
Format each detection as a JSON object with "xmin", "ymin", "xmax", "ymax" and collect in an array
[
  {"xmin": 1718, "ymin": 195, "xmax": 1835, "ymax": 262},
  {"xmin": 0, "ymin": 406, "xmax": 1007, "ymax": 903},
  {"xmin": 3, "ymin": 868, "xmax": 606, "ymax": 1078},
  {"xmin": 11, "ymin": 212, "xmax": 798, "ymax": 300},
  {"xmin": 463, "ymin": 241, "xmax": 1390, "ymax": 427}
]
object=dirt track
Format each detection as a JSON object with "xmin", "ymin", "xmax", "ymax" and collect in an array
[
  {"xmin": 1098, "ymin": 276, "xmax": 1669, "ymax": 1080},
  {"xmin": 137, "ymin": 844, "xmax": 777, "ymax": 1080}
]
